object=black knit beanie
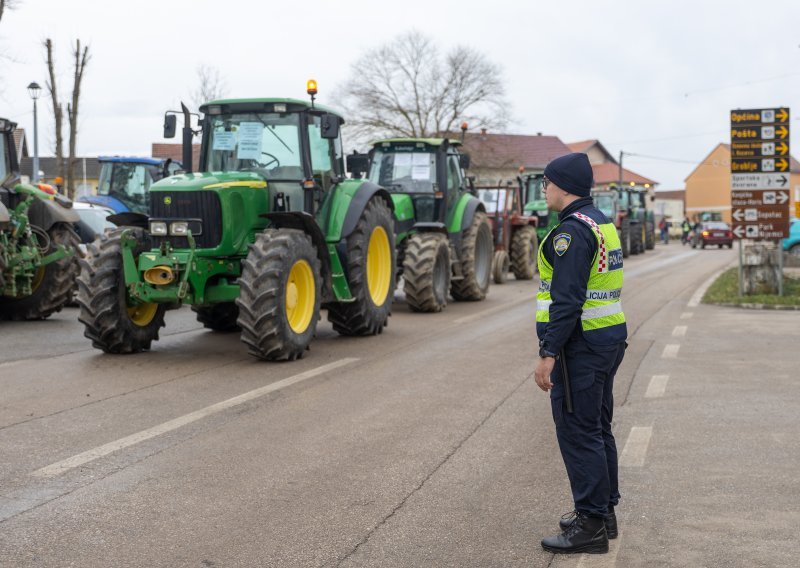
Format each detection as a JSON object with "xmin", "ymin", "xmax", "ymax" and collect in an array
[{"xmin": 544, "ymin": 153, "xmax": 593, "ymax": 197}]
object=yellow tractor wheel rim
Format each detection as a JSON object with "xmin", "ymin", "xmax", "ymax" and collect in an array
[
  {"xmin": 30, "ymin": 267, "xmax": 46, "ymax": 293},
  {"xmin": 127, "ymin": 303, "xmax": 158, "ymax": 327},
  {"xmin": 286, "ymin": 260, "xmax": 315, "ymax": 334},
  {"xmin": 366, "ymin": 226, "xmax": 391, "ymax": 306}
]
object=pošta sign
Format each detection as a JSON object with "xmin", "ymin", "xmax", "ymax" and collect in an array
[{"xmin": 730, "ymin": 107, "xmax": 791, "ymax": 240}]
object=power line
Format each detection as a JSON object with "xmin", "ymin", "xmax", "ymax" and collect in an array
[{"xmin": 608, "ymin": 129, "xmax": 726, "ymax": 145}]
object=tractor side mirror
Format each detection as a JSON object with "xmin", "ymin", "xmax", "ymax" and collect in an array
[
  {"xmin": 163, "ymin": 114, "xmax": 177, "ymax": 139},
  {"xmin": 346, "ymin": 152, "xmax": 369, "ymax": 178},
  {"xmin": 459, "ymin": 153, "xmax": 471, "ymax": 170},
  {"xmin": 320, "ymin": 114, "xmax": 340, "ymax": 139}
]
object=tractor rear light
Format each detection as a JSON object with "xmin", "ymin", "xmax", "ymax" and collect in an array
[
  {"xmin": 303, "ymin": 179, "xmax": 316, "ymax": 189},
  {"xmin": 150, "ymin": 221, "xmax": 168, "ymax": 236},
  {"xmin": 169, "ymin": 221, "xmax": 189, "ymax": 236}
]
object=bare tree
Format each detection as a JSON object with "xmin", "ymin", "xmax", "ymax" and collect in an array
[
  {"xmin": 65, "ymin": 39, "xmax": 89, "ymax": 198},
  {"xmin": 44, "ymin": 39, "xmax": 65, "ymax": 182},
  {"xmin": 334, "ymin": 31, "xmax": 509, "ymax": 144},
  {"xmin": 0, "ymin": 0, "xmax": 19, "ymax": 24},
  {"xmin": 192, "ymin": 64, "xmax": 227, "ymax": 110}
]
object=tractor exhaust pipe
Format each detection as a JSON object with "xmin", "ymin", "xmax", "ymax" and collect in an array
[
  {"xmin": 181, "ymin": 102, "xmax": 193, "ymax": 173},
  {"xmin": 144, "ymin": 266, "xmax": 175, "ymax": 285}
]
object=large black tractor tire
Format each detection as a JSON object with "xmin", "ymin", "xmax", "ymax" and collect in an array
[
  {"xmin": 645, "ymin": 219, "xmax": 656, "ymax": 250},
  {"xmin": 403, "ymin": 232, "xmax": 450, "ymax": 313},
  {"xmin": 620, "ymin": 219, "xmax": 632, "ymax": 258},
  {"xmin": 0, "ymin": 223, "xmax": 80, "ymax": 320},
  {"xmin": 328, "ymin": 197, "xmax": 395, "ymax": 336},
  {"xmin": 450, "ymin": 211, "xmax": 493, "ymax": 301},
  {"xmin": 237, "ymin": 229, "xmax": 321, "ymax": 361},
  {"xmin": 492, "ymin": 250, "xmax": 509, "ymax": 284},
  {"xmin": 0, "ymin": 240, "xmax": 6, "ymax": 295},
  {"xmin": 630, "ymin": 222, "xmax": 644, "ymax": 255},
  {"xmin": 193, "ymin": 303, "xmax": 240, "ymax": 332},
  {"xmin": 510, "ymin": 225, "xmax": 538, "ymax": 280},
  {"xmin": 77, "ymin": 228, "xmax": 166, "ymax": 353}
]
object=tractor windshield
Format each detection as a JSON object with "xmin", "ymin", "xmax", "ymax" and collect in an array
[
  {"xmin": 617, "ymin": 190, "xmax": 630, "ymax": 209},
  {"xmin": 97, "ymin": 162, "xmax": 156, "ymax": 210},
  {"xmin": 526, "ymin": 176, "xmax": 545, "ymax": 203},
  {"xmin": 477, "ymin": 188, "xmax": 508, "ymax": 214},
  {"xmin": 0, "ymin": 135, "xmax": 8, "ymax": 183},
  {"xmin": 594, "ymin": 194, "xmax": 615, "ymax": 218},
  {"xmin": 368, "ymin": 149, "xmax": 437, "ymax": 193},
  {"xmin": 205, "ymin": 112, "xmax": 303, "ymax": 179}
]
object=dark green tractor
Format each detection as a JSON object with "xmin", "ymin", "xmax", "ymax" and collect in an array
[
  {"xmin": 0, "ymin": 117, "xmax": 80, "ymax": 320},
  {"xmin": 348, "ymin": 138, "xmax": 492, "ymax": 313},
  {"xmin": 78, "ymin": 86, "xmax": 396, "ymax": 361},
  {"xmin": 518, "ymin": 172, "xmax": 559, "ymax": 243}
]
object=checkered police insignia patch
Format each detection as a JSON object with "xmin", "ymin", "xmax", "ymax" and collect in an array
[{"xmin": 554, "ymin": 233, "xmax": 572, "ymax": 256}]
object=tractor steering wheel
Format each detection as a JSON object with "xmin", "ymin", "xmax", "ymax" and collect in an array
[{"xmin": 258, "ymin": 152, "xmax": 280, "ymax": 169}]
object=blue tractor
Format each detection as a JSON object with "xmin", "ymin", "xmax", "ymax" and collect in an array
[{"xmin": 79, "ymin": 157, "xmax": 181, "ymax": 214}]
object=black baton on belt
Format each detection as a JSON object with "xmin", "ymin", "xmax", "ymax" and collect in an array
[{"xmin": 560, "ymin": 350, "xmax": 574, "ymax": 414}]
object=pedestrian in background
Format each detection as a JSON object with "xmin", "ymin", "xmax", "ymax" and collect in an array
[
  {"xmin": 534, "ymin": 153, "xmax": 628, "ymax": 555},
  {"xmin": 658, "ymin": 217, "xmax": 669, "ymax": 244},
  {"xmin": 681, "ymin": 216, "xmax": 691, "ymax": 245}
]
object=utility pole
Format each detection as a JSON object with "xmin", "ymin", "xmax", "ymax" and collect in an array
[{"xmin": 618, "ymin": 150, "xmax": 624, "ymax": 189}]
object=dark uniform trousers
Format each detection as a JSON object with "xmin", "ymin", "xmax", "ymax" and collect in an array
[{"xmin": 550, "ymin": 339, "xmax": 626, "ymax": 517}]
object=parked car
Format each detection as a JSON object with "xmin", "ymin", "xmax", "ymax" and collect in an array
[
  {"xmin": 782, "ymin": 218, "xmax": 800, "ymax": 257},
  {"xmin": 691, "ymin": 221, "xmax": 733, "ymax": 249},
  {"xmin": 72, "ymin": 202, "xmax": 116, "ymax": 254}
]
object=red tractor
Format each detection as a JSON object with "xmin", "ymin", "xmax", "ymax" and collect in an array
[{"xmin": 476, "ymin": 181, "xmax": 539, "ymax": 284}]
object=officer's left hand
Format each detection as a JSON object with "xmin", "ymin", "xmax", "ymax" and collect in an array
[{"xmin": 534, "ymin": 357, "xmax": 556, "ymax": 391}]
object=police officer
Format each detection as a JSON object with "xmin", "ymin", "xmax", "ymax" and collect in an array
[{"xmin": 534, "ymin": 153, "xmax": 627, "ymax": 555}]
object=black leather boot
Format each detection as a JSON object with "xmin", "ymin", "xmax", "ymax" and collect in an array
[
  {"xmin": 542, "ymin": 513, "xmax": 609, "ymax": 554},
  {"xmin": 559, "ymin": 505, "xmax": 617, "ymax": 538}
]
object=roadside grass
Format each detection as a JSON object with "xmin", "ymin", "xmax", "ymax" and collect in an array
[{"xmin": 703, "ymin": 267, "xmax": 800, "ymax": 306}]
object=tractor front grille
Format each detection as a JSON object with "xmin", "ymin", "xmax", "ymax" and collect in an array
[{"xmin": 149, "ymin": 191, "xmax": 223, "ymax": 249}]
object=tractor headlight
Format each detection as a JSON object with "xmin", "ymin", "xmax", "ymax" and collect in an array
[
  {"xmin": 169, "ymin": 221, "xmax": 189, "ymax": 236},
  {"xmin": 149, "ymin": 221, "xmax": 168, "ymax": 236}
]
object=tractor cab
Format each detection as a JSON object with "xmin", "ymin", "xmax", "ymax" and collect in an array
[
  {"xmin": 80, "ymin": 157, "xmax": 181, "ymax": 214},
  {"xmin": 359, "ymin": 138, "xmax": 469, "ymax": 227},
  {"xmin": 519, "ymin": 172, "xmax": 556, "ymax": 241}
]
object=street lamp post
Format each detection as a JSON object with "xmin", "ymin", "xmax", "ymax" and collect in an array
[{"xmin": 27, "ymin": 82, "xmax": 42, "ymax": 183}]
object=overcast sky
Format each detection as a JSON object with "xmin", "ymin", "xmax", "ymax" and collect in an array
[{"xmin": 1, "ymin": 0, "xmax": 799, "ymax": 189}]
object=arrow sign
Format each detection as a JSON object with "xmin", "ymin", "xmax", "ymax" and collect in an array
[
  {"xmin": 776, "ymin": 141, "xmax": 789, "ymax": 155},
  {"xmin": 776, "ymin": 158, "xmax": 789, "ymax": 171},
  {"xmin": 778, "ymin": 191, "xmax": 789, "ymax": 204},
  {"xmin": 733, "ymin": 209, "xmax": 743, "ymax": 221},
  {"xmin": 776, "ymin": 108, "xmax": 789, "ymax": 123},
  {"xmin": 733, "ymin": 226, "xmax": 745, "ymax": 238},
  {"xmin": 776, "ymin": 125, "xmax": 789, "ymax": 139}
]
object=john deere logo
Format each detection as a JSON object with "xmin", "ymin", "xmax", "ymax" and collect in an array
[{"xmin": 164, "ymin": 196, "xmax": 172, "ymax": 205}]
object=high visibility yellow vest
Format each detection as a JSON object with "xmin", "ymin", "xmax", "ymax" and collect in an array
[{"xmin": 537, "ymin": 212, "xmax": 625, "ymax": 333}]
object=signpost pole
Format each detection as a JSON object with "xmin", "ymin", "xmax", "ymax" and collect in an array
[
  {"xmin": 738, "ymin": 238, "xmax": 744, "ymax": 296},
  {"xmin": 777, "ymin": 243, "xmax": 784, "ymax": 297}
]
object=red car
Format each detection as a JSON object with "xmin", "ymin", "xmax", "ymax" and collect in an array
[{"xmin": 692, "ymin": 221, "xmax": 733, "ymax": 249}]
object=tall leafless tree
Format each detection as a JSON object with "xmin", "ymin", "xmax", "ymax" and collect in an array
[
  {"xmin": 0, "ymin": 0, "xmax": 19, "ymax": 24},
  {"xmin": 334, "ymin": 31, "xmax": 509, "ymax": 144},
  {"xmin": 66, "ymin": 39, "xmax": 90, "ymax": 197},
  {"xmin": 42, "ymin": 38, "xmax": 89, "ymax": 198},
  {"xmin": 44, "ymin": 39, "xmax": 65, "ymax": 182},
  {"xmin": 192, "ymin": 64, "xmax": 227, "ymax": 110}
]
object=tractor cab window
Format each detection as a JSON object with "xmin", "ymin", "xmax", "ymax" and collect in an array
[
  {"xmin": 0, "ymin": 135, "xmax": 8, "ymax": 183},
  {"xmin": 308, "ymin": 115, "xmax": 336, "ymax": 192},
  {"xmin": 446, "ymin": 153, "xmax": 463, "ymax": 204},
  {"xmin": 368, "ymin": 149, "xmax": 436, "ymax": 193},
  {"xmin": 97, "ymin": 162, "xmax": 153, "ymax": 209},
  {"xmin": 526, "ymin": 176, "xmax": 544, "ymax": 203},
  {"xmin": 206, "ymin": 112, "xmax": 303, "ymax": 180},
  {"xmin": 617, "ymin": 190, "xmax": 630, "ymax": 209},
  {"xmin": 594, "ymin": 194, "xmax": 615, "ymax": 218},
  {"xmin": 478, "ymin": 188, "xmax": 507, "ymax": 214}
]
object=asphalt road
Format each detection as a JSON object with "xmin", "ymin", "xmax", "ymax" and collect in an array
[{"xmin": 1, "ymin": 243, "xmax": 767, "ymax": 567}]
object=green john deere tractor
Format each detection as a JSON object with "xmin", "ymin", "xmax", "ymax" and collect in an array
[
  {"xmin": 0, "ymin": 117, "xmax": 80, "ymax": 320},
  {"xmin": 78, "ymin": 87, "xmax": 396, "ymax": 361},
  {"xmin": 347, "ymin": 138, "xmax": 492, "ymax": 313}
]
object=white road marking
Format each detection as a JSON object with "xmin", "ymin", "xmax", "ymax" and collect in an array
[
  {"xmin": 32, "ymin": 358, "xmax": 359, "ymax": 478},
  {"xmin": 680, "ymin": 312, "xmax": 694, "ymax": 319},
  {"xmin": 624, "ymin": 250, "xmax": 696, "ymax": 279},
  {"xmin": 645, "ymin": 375, "xmax": 670, "ymax": 398},
  {"xmin": 619, "ymin": 426, "xmax": 653, "ymax": 467},
  {"xmin": 453, "ymin": 293, "xmax": 536, "ymax": 324},
  {"xmin": 576, "ymin": 536, "xmax": 621, "ymax": 567},
  {"xmin": 661, "ymin": 344, "xmax": 680, "ymax": 359},
  {"xmin": 672, "ymin": 325, "xmax": 687, "ymax": 337},
  {"xmin": 688, "ymin": 270, "xmax": 722, "ymax": 307}
]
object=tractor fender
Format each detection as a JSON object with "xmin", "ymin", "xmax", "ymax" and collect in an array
[
  {"xmin": 262, "ymin": 211, "xmax": 334, "ymax": 302},
  {"xmin": 108, "ymin": 212, "xmax": 150, "ymax": 229},
  {"xmin": 338, "ymin": 180, "xmax": 394, "ymax": 240},
  {"xmin": 0, "ymin": 201, "xmax": 9, "ymax": 225},
  {"xmin": 27, "ymin": 198, "xmax": 80, "ymax": 230},
  {"xmin": 449, "ymin": 194, "xmax": 486, "ymax": 235}
]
